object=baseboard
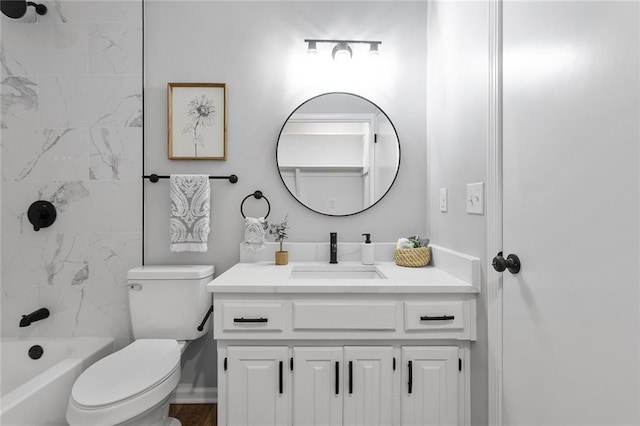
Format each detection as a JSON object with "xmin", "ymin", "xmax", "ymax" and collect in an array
[{"xmin": 170, "ymin": 384, "xmax": 217, "ymax": 404}]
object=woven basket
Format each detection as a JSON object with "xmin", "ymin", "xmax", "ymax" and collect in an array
[{"xmin": 394, "ymin": 247, "xmax": 431, "ymax": 267}]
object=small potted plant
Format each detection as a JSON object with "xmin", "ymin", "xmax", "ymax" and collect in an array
[{"xmin": 269, "ymin": 215, "xmax": 289, "ymax": 265}]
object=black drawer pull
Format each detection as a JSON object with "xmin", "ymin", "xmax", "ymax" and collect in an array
[
  {"xmin": 279, "ymin": 361, "xmax": 283, "ymax": 394},
  {"xmin": 233, "ymin": 317, "xmax": 268, "ymax": 323},
  {"xmin": 349, "ymin": 361, "xmax": 353, "ymax": 394},
  {"xmin": 335, "ymin": 361, "xmax": 340, "ymax": 395},
  {"xmin": 420, "ymin": 315, "xmax": 455, "ymax": 321},
  {"xmin": 408, "ymin": 360, "xmax": 413, "ymax": 394}
]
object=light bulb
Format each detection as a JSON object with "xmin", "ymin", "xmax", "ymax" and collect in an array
[
  {"xmin": 369, "ymin": 43, "xmax": 380, "ymax": 58},
  {"xmin": 332, "ymin": 42, "xmax": 353, "ymax": 62},
  {"xmin": 307, "ymin": 40, "xmax": 318, "ymax": 56}
]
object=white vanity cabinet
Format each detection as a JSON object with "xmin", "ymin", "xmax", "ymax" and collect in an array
[
  {"xmin": 214, "ymin": 295, "xmax": 475, "ymax": 426},
  {"xmin": 401, "ymin": 346, "xmax": 459, "ymax": 426},
  {"xmin": 293, "ymin": 346, "xmax": 395, "ymax": 426},
  {"xmin": 224, "ymin": 346, "xmax": 290, "ymax": 426},
  {"xmin": 209, "ymin": 258, "xmax": 479, "ymax": 426},
  {"xmin": 292, "ymin": 347, "xmax": 344, "ymax": 425},
  {"xmin": 341, "ymin": 346, "xmax": 395, "ymax": 425}
]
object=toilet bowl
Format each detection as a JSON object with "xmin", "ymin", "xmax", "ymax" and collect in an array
[{"xmin": 67, "ymin": 265, "xmax": 213, "ymax": 426}]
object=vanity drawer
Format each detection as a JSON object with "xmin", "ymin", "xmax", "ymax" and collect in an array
[
  {"xmin": 404, "ymin": 301, "xmax": 466, "ymax": 331},
  {"xmin": 293, "ymin": 302, "xmax": 397, "ymax": 330},
  {"xmin": 221, "ymin": 302, "xmax": 284, "ymax": 332}
]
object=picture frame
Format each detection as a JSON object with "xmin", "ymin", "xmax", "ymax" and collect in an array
[{"xmin": 168, "ymin": 83, "xmax": 227, "ymax": 160}]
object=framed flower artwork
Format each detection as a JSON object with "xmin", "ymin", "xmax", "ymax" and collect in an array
[{"xmin": 168, "ymin": 83, "xmax": 227, "ymax": 160}]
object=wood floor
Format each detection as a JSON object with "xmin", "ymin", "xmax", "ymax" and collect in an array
[{"xmin": 169, "ymin": 404, "xmax": 217, "ymax": 426}]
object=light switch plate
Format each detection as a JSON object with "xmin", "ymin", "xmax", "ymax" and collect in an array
[
  {"xmin": 466, "ymin": 182, "xmax": 484, "ymax": 215},
  {"xmin": 439, "ymin": 188, "xmax": 448, "ymax": 212}
]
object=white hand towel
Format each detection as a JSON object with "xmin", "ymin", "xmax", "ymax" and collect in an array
[
  {"xmin": 244, "ymin": 216, "xmax": 267, "ymax": 252},
  {"xmin": 170, "ymin": 174, "xmax": 210, "ymax": 252}
]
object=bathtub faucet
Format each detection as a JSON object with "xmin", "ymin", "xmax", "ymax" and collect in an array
[{"xmin": 19, "ymin": 307, "xmax": 50, "ymax": 327}]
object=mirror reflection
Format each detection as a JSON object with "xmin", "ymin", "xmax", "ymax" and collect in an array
[{"xmin": 276, "ymin": 93, "xmax": 400, "ymax": 216}]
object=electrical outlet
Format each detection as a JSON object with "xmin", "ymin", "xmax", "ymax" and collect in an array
[
  {"xmin": 439, "ymin": 188, "xmax": 448, "ymax": 212},
  {"xmin": 466, "ymin": 182, "xmax": 484, "ymax": 215}
]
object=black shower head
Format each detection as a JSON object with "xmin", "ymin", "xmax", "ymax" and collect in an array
[{"xmin": 1, "ymin": 1, "xmax": 47, "ymax": 19}]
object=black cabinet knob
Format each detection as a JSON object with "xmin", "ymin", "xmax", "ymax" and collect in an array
[{"xmin": 492, "ymin": 251, "xmax": 521, "ymax": 274}]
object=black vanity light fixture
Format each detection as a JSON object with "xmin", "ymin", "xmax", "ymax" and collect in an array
[{"xmin": 305, "ymin": 39, "xmax": 382, "ymax": 61}]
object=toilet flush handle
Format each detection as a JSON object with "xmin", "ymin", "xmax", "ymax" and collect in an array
[
  {"xmin": 197, "ymin": 306, "xmax": 213, "ymax": 331},
  {"xmin": 129, "ymin": 283, "xmax": 142, "ymax": 291}
]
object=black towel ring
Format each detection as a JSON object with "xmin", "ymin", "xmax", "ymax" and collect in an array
[{"xmin": 240, "ymin": 191, "xmax": 271, "ymax": 219}]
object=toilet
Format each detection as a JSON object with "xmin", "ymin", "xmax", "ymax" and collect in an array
[{"xmin": 66, "ymin": 265, "xmax": 214, "ymax": 426}]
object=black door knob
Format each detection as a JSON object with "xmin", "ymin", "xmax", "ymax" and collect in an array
[{"xmin": 492, "ymin": 251, "xmax": 521, "ymax": 274}]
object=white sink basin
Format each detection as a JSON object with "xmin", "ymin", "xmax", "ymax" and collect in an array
[{"xmin": 289, "ymin": 265, "xmax": 387, "ymax": 280}]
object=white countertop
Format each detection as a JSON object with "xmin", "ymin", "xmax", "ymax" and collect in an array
[{"xmin": 207, "ymin": 261, "xmax": 479, "ymax": 294}]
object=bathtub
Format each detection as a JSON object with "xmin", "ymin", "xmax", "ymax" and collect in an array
[{"xmin": 0, "ymin": 336, "xmax": 114, "ymax": 426}]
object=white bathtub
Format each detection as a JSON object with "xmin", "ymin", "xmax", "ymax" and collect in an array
[{"xmin": 0, "ymin": 337, "xmax": 114, "ymax": 426}]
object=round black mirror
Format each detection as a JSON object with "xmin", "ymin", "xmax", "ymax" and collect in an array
[
  {"xmin": 276, "ymin": 92, "xmax": 400, "ymax": 216},
  {"xmin": 1, "ymin": 0, "xmax": 27, "ymax": 19}
]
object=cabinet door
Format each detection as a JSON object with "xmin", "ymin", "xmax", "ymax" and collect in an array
[
  {"xmin": 343, "ymin": 346, "xmax": 394, "ymax": 426},
  {"xmin": 293, "ymin": 347, "xmax": 343, "ymax": 426},
  {"xmin": 226, "ymin": 346, "xmax": 289, "ymax": 426},
  {"xmin": 401, "ymin": 347, "xmax": 458, "ymax": 426}
]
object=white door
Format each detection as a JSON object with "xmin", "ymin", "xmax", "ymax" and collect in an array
[
  {"xmin": 226, "ymin": 347, "xmax": 290, "ymax": 426},
  {"xmin": 502, "ymin": 1, "xmax": 640, "ymax": 424},
  {"xmin": 343, "ymin": 346, "xmax": 394, "ymax": 426},
  {"xmin": 293, "ymin": 347, "xmax": 343, "ymax": 426},
  {"xmin": 401, "ymin": 346, "xmax": 458, "ymax": 426}
]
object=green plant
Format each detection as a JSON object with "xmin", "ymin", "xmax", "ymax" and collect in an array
[{"xmin": 268, "ymin": 215, "xmax": 289, "ymax": 252}]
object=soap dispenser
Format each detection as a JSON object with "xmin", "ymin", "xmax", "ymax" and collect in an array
[{"xmin": 361, "ymin": 233, "xmax": 374, "ymax": 265}]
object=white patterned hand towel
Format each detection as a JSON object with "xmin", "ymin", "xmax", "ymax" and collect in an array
[
  {"xmin": 244, "ymin": 217, "xmax": 267, "ymax": 252},
  {"xmin": 170, "ymin": 174, "xmax": 210, "ymax": 252}
]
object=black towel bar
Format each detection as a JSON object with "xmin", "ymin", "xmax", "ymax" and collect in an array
[{"xmin": 143, "ymin": 174, "xmax": 238, "ymax": 183}]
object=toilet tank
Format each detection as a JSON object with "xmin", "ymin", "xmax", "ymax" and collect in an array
[{"xmin": 127, "ymin": 265, "xmax": 214, "ymax": 340}]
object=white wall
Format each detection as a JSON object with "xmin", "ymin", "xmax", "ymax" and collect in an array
[
  {"xmin": 426, "ymin": 2, "xmax": 489, "ymax": 425},
  {"xmin": 144, "ymin": 0, "xmax": 428, "ymax": 391},
  {"xmin": 1, "ymin": 1, "xmax": 142, "ymax": 350}
]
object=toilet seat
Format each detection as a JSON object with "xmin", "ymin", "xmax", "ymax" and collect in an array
[{"xmin": 67, "ymin": 339, "xmax": 181, "ymax": 425}]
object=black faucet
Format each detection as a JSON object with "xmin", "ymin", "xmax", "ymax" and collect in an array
[
  {"xmin": 330, "ymin": 232, "xmax": 338, "ymax": 264},
  {"xmin": 19, "ymin": 308, "xmax": 49, "ymax": 327}
]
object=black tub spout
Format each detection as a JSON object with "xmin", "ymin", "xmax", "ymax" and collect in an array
[{"xmin": 19, "ymin": 308, "xmax": 49, "ymax": 327}]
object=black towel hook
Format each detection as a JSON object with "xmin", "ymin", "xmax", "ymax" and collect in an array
[{"xmin": 240, "ymin": 191, "xmax": 271, "ymax": 219}]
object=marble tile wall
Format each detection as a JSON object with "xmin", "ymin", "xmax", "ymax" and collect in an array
[{"xmin": 1, "ymin": 1, "xmax": 142, "ymax": 350}]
